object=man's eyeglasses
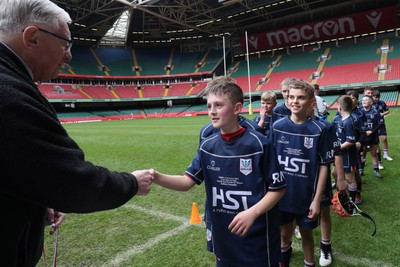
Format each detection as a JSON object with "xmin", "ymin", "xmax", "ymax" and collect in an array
[{"xmin": 38, "ymin": 28, "xmax": 73, "ymax": 51}]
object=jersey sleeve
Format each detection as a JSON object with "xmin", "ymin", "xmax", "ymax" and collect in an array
[
  {"xmin": 185, "ymin": 151, "xmax": 204, "ymax": 185},
  {"xmin": 263, "ymin": 141, "xmax": 286, "ymax": 191},
  {"xmin": 344, "ymin": 118, "xmax": 357, "ymax": 143},
  {"xmin": 318, "ymin": 125, "xmax": 336, "ymax": 164}
]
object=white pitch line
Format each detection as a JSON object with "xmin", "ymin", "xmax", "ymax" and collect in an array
[
  {"xmin": 108, "ymin": 205, "xmax": 395, "ymax": 267},
  {"xmin": 104, "ymin": 204, "xmax": 204, "ymax": 266},
  {"xmin": 123, "ymin": 204, "xmax": 204, "ymax": 225},
  {"xmin": 292, "ymin": 241, "xmax": 396, "ymax": 267}
]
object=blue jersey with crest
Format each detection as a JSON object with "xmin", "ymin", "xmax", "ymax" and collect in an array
[
  {"xmin": 360, "ymin": 107, "xmax": 383, "ymax": 133},
  {"xmin": 186, "ymin": 128, "xmax": 286, "ymax": 266},
  {"xmin": 332, "ymin": 115, "xmax": 358, "ymax": 170},
  {"xmin": 268, "ymin": 117, "xmax": 335, "ymax": 214}
]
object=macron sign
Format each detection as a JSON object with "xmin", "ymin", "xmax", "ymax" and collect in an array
[{"xmin": 241, "ymin": 5, "xmax": 397, "ymax": 52}]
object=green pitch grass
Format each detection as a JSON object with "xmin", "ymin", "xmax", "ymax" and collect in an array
[{"xmin": 40, "ymin": 108, "xmax": 400, "ymax": 267}]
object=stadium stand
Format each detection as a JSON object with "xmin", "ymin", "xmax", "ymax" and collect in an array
[
  {"xmin": 114, "ymin": 86, "xmax": 138, "ymax": 98},
  {"xmin": 48, "ymin": 35, "xmax": 400, "ymax": 122},
  {"xmin": 79, "ymin": 85, "xmax": 118, "ymax": 99},
  {"xmin": 67, "ymin": 46, "xmax": 104, "ymax": 75},
  {"xmin": 380, "ymin": 90, "xmax": 399, "ymax": 106},
  {"xmin": 138, "ymin": 85, "xmax": 165, "ymax": 98},
  {"xmin": 95, "ymin": 47, "xmax": 136, "ymax": 76},
  {"xmin": 39, "ymin": 84, "xmax": 89, "ymax": 99}
]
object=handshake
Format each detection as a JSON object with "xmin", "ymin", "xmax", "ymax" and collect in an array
[{"xmin": 132, "ymin": 169, "xmax": 155, "ymax": 195}]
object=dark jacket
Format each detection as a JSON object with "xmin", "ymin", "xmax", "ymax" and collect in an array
[{"xmin": 0, "ymin": 42, "xmax": 138, "ymax": 266}]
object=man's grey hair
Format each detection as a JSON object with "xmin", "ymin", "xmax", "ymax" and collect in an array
[{"xmin": 0, "ymin": 0, "xmax": 71, "ymax": 34}]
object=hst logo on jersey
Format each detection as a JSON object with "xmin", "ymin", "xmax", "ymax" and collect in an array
[
  {"xmin": 304, "ymin": 137, "xmax": 313, "ymax": 149},
  {"xmin": 278, "ymin": 156, "xmax": 310, "ymax": 174},
  {"xmin": 240, "ymin": 158, "xmax": 252, "ymax": 176},
  {"xmin": 212, "ymin": 187, "xmax": 252, "ymax": 210}
]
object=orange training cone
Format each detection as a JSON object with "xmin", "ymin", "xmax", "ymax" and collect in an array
[{"xmin": 190, "ymin": 202, "xmax": 202, "ymax": 224}]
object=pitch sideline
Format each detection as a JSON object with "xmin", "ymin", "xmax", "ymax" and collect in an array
[
  {"xmin": 104, "ymin": 204, "xmax": 204, "ymax": 266},
  {"xmin": 106, "ymin": 204, "xmax": 394, "ymax": 267}
]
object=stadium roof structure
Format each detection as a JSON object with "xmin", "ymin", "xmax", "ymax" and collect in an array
[{"xmin": 53, "ymin": 0, "xmax": 398, "ymax": 51}]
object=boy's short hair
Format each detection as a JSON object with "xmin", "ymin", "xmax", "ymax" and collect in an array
[
  {"xmin": 364, "ymin": 86, "xmax": 373, "ymax": 92},
  {"xmin": 204, "ymin": 76, "xmax": 244, "ymax": 104},
  {"xmin": 346, "ymin": 90, "xmax": 359, "ymax": 99},
  {"xmin": 373, "ymin": 89, "xmax": 381, "ymax": 98},
  {"xmin": 261, "ymin": 91, "xmax": 277, "ymax": 102},
  {"xmin": 281, "ymin": 77, "xmax": 298, "ymax": 88},
  {"xmin": 337, "ymin": 95, "xmax": 353, "ymax": 112},
  {"xmin": 289, "ymin": 80, "xmax": 315, "ymax": 99}
]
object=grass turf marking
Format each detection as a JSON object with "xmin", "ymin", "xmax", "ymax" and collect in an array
[
  {"xmin": 107, "ymin": 204, "xmax": 395, "ymax": 267},
  {"xmin": 105, "ymin": 204, "xmax": 204, "ymax": 266},
  {"xmin": 292, "ymin": 239, "xmax": 396, "ymax": 267}
]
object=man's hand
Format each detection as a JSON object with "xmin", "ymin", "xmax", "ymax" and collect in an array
[
  {"xmin": 46, "ymin": 209, "xmax": 66, "ymax": 235},
  {"xmin": 132, "ymin": 169, "xmax": 154, "ymax": 195}
]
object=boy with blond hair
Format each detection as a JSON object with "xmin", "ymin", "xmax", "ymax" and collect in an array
[
  {"xmin": 272, "ymin": 77, "xmax": 298, "ymax": 121},
  {"xmin": 254, "ymin": 91, "xmax": 277, "ymax": 135},
  {"xmin": 153, "ymin": 76, "xmax": 286, "ymax": 267}
]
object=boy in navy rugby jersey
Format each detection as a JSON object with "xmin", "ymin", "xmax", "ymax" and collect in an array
[
  {"xmin": 372, "ymin": 90, "xmax": 393, "ymax": 164},
  {"xmin": 269, "ymin": 80, "xmax": 335, "ymax": 267},
  {"xmin": 272, "ymin": 77, "xmax": 298, "ymax": 122},
  {"xmin": 153, "ymin": 76, "xmax": 286, "ymax": 267},
  {"xmin": 199, "ymin": 95, "xmax": 264, "ymax": 253},
  {"xmin": 359, "ymin": 95, "xmax": 384, "ymax": 178},
  {"xmin": 332, "ymin": 96, "xmax": 360, "ymax": 203},
  {"xmin": 254, "ymin": 91, "xmax": 277, "ymax": 136},
  {"xmin": 345, "ymin": 90, "xmax": 364, "ymax": 199},
  {"xmin": 311, "ymin": 103, "xmax": 346, "ymax": 267}
]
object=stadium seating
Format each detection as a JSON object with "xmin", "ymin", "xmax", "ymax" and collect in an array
[
  {"xmin": 49, "ymin": 37, "xmax": 399, "ymax": 121},
  {"xmin": 114, "ymin": 86, "xmax": 138, "ymax": 98},
  {"xmin": 39, "ymin": 84, "xmax": 89, "ymax": 99},
  {"xmin": 380, "ymin": 90, "xmax": 399, "ymax": 106},
  {"xmin": 94, "ymin": 47, "xmax": 136, "ymax": 76},
  {"xmin": 79, "ymin": 85, "xmax": 117, "ymax": 99}
]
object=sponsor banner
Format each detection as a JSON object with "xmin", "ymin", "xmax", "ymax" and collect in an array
[{"xmin": 241, "ymin": 5, "xmax": 397, "ymax": 52}]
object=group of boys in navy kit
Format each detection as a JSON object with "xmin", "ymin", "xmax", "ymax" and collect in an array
[
  {"xmin": 153, "ymin": 75, "xmax": 391, "ymax": 267},
  {"xmin": 358, "ymin": 87, "xmax": 393, "ymax": 175}
]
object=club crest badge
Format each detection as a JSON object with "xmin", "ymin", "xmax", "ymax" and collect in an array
[
  {"xmin": 304, "ymin": 137, "xmax": 313, "ymax": 149},
  {"xmin": 240, "ymin": 158, "xmax": 252, "ymax": 176}
]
